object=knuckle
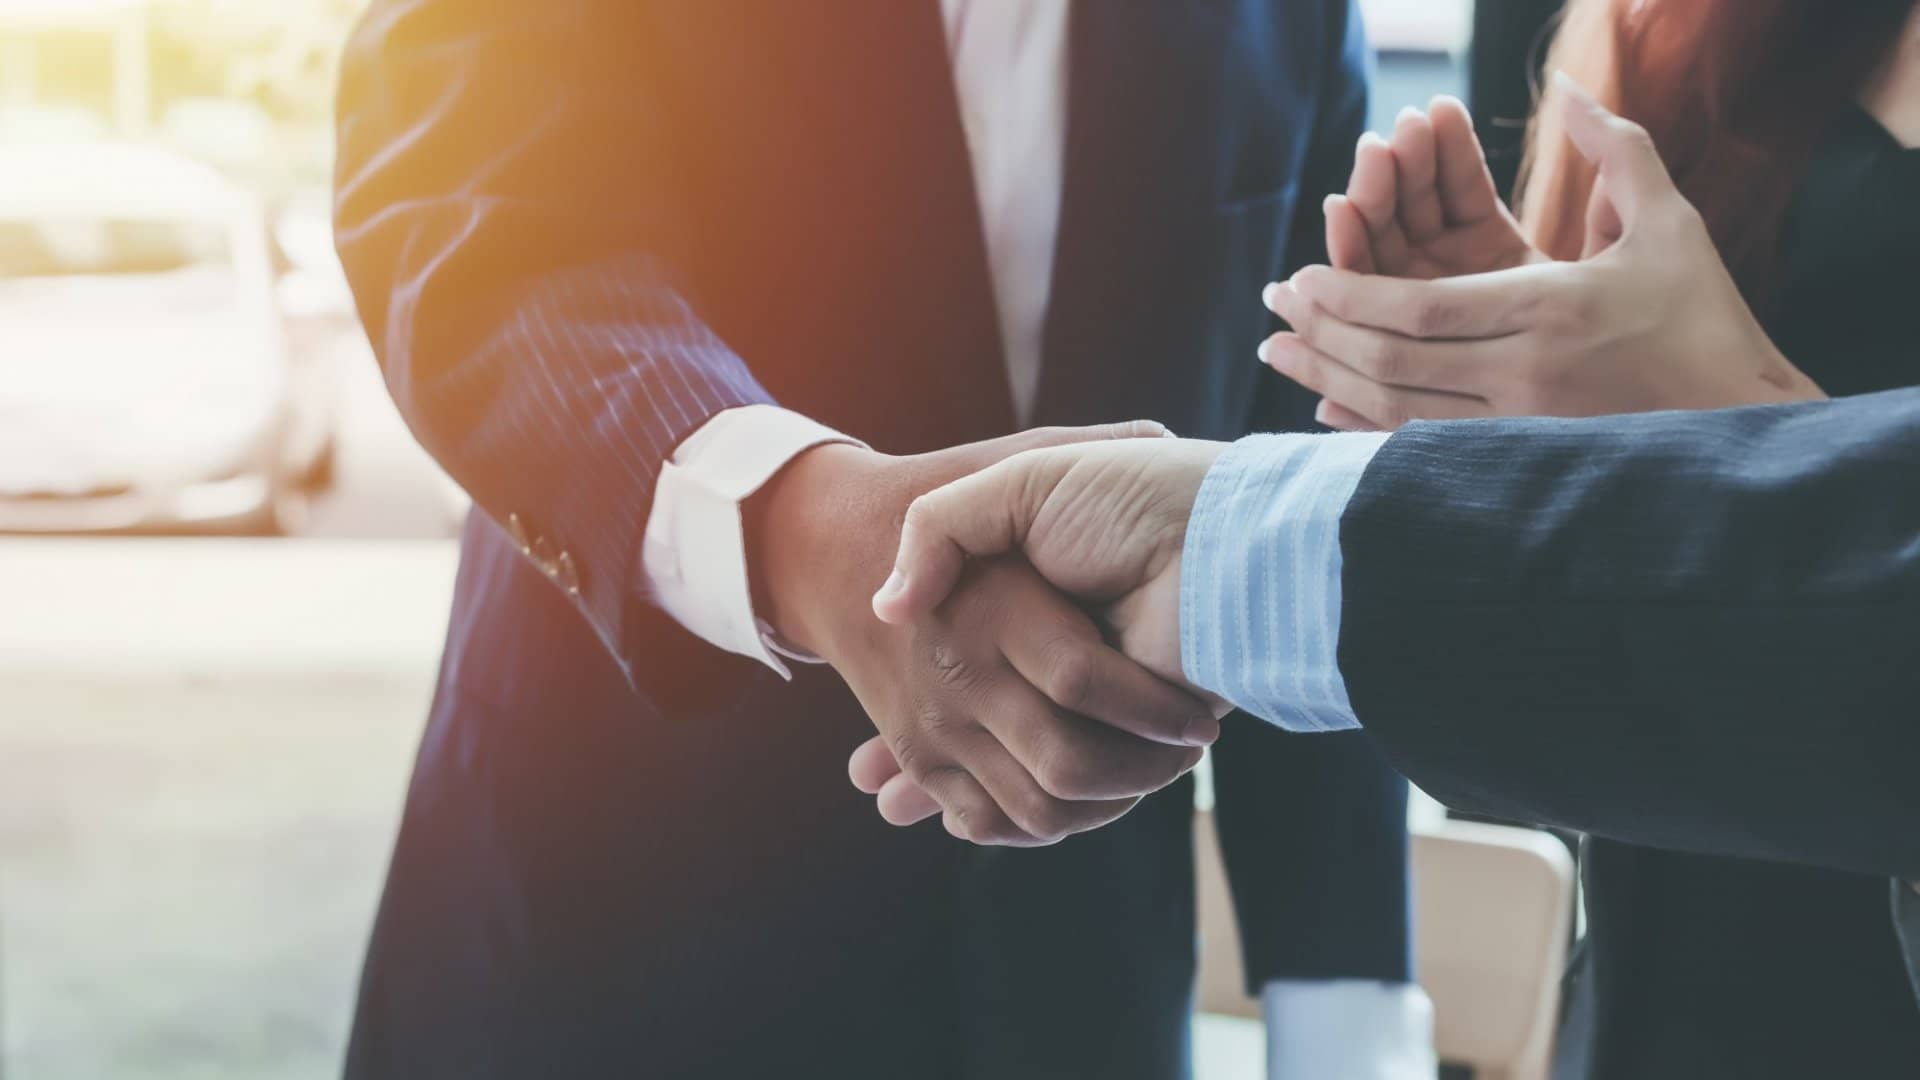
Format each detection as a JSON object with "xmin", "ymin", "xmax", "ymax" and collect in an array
[
  {"xmin": 925, "ymin": 641, "xmax": 982, "ymax": 695},
  {"xmin": 891, "ymin": 730, "xmax": 939, "ymax": 782},
  {"xmin": 1411, "ymin": 297, "xmax": 1456, "ymax": 338},
  {"xmin": 1011, "ymin": 792, "xmax": 1075, "ymax": 845},
  {"xmin": 1361, "ymin": 338, "xmax": 1406, "ymax": 383},
  {"xmin": 1287, "ymin": 297, "xmax": 1321, "ymax": 338},
  {"xmin": 943, "ymin": 800, "xmax": 979, "ymax": 843},
  {"xmin": 1374, "ymin": 396, "xmax": 1413, "ymax": 430},
  {"xmin": 1612, "ymin": 118, "xmax": 1657, "ymax": 156},
  {"xmin": 1035, "ymin": 748, "xmax": 1099, "ymax": 801},
  {"xmin": 1111, "ymin": 419, "xmax": 1168, "ymax": 440},
  {"xmin": 1664, "ymin": 198, "xmax": 1708, "ymax": 237},
  {"xmin": 1040, "ymin": 641, "xmax": 1098, "ymax": 711},
  {"xmin": 898, "ymin": 496, "xmax": 932, "ymax": 534},
  {"xmin": 966, "ymin": 808, "xmax": 1024, "ymax": 847},
  {"xmin": 907, "ymin": 696, "xmax": 962, "ymax": 751}
]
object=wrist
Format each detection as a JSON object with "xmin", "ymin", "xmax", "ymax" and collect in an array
[{"xmin": 749, "ymin": 442, "xmax": 899, "ymax": 656}]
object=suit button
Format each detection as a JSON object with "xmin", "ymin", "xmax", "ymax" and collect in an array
[
  {"xmin": 531, "ymin": 537, "xmax": 558, "ymax": 576},
  {"xmin": 554, "ymin": 551, "xmax": 581, "ymax": 597},
  {"xmin": 506, "ymin": 512, "xmax": 532, "ymax": 556}
]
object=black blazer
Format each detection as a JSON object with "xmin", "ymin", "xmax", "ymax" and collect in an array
[{"xmin": 1340, "ymin": 389, "xmax": 1920, "ymax": 1073}]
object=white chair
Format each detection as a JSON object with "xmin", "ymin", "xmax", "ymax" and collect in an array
[{"xmin": 1195, "ymin": 809, "xmax": 1576, "ymax": 1080}]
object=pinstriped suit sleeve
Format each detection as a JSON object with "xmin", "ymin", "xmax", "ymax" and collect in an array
[
  {"xmin": 1179, "ymin": 432, "xmax": 1388, "ymax": 731},
  {"xmin": 333, "ymin": 0, "xmax": 770, "ymax": 681}
]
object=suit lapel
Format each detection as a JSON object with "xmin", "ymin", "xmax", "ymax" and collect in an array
[
  {"xmin": 836, "ymin": 0, "xmax": 1016, "ymax": 441},
  {"xmin": 1035, "ymin": 2, "xmax": 1232, "ymax": 425}
]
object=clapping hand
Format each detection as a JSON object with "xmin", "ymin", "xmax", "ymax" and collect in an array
[{"xmin": 1263, "ymin": 75, "xmax": 1820, "ymax": 429}]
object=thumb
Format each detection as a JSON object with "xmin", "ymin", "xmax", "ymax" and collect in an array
[
  {"xmin": 871, "ymin": 448, "xmax": 1074, "ymax": 625},
  {"xmin": 874, "ymin": 421, "xmax": 1173, "ymax": 623},
  {"xmin": 1581, "ymin": 174, "xmax": 1623, "ymax": 258},
  {"xmin": 1553, "ymin": 70, "xmax": 1676, "ymax": 233}
]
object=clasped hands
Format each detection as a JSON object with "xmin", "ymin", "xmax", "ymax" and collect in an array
[{"xmin": 829, "ymin": 78, "xmax": 1817, "ymax": 842}]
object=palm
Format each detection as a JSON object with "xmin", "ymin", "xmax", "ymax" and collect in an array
[
  {"xmin": 1386, "ymin": 214, "xmax": 1539, "ymax": 280},
  {"xmin": 1326, "ymin": 98, "xmax": 1543, "ymax": 282}
]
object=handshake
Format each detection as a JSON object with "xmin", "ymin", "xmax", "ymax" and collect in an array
[
  {"xmin": 849, "ymin": 430, "xmax": 1231, "ymax": 844},
  {"xmin": 804, "ymin": 75, "xmax": 1791, "ymax": 844},
  {"xmin": 756, "ymin": 425, "xmax": 1226, "ymax": 849}
]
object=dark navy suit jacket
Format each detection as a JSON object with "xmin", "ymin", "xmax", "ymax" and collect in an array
[
  {"xmin": 334, "ymin": 4, "xmax": 1398, "ymax": 1077},
  {"xmin": 1343, "ymin": 391, "xmax": 1920, "ymax": 1078}
]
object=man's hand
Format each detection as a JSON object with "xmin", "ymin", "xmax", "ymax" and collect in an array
[
  {"xmin": 846, "ymin": 438, "xmax": 1229, "ymax": 829},
  {"xmin": 753, "ymin": 425, "xmax": 1217, "ymax": 846},
  {"xmin": 1262, "ymin": 75, "xmax": 1821, "ymax": 429}
]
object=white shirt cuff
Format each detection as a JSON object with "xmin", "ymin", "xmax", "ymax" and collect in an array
[
  {"xmin": 1261, "ymin": 979, "xmax": 1436, "ymax": 1080},
  {"xmin": 640, "ymin": 404, "xmax": 865, "ymax": 676}
]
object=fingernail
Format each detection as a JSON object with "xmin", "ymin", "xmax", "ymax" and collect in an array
[
  {"xmin": 1183, "ymin": 713, "xmax": 1221, "ymax": 746},
  {"xmin": 1261, "ymin": 281, "xmax": 1284, "ymax": 310},
  {"xmin": 1396, "ymin": 105, "xmax": 1422, "ymax": 125},
  {"xmin": 1257, "ymin": 338, "xmax": 1271, "ymax": 363}
]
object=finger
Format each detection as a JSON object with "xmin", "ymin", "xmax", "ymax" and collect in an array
[
  {"xmin": 997, "ymin": 592, "xmax": 1216, "ymax": 748},
  {"xmin": 1263, "ymin": 284, "xmax": 1503, "ymax": 397},
  {"xmin": 1346, "ymin": 132, "xmax": 1413, "ymax": 270},
  {"xmin": 880, "ymin": 421, "xmax": 1176, "ymax": 623},
  {"xmin": 1262, "ymin": 334, "xmax": 1492, "ymax": 429},
  {"xmin": 1285, "ymin": 264, "xmax": 1547, "ymax": 340},
  {"xmin": 1316, "ymin": 398, "xmax": 1380, "ymax": 432},
  {"xmin": 1429, "ymin": 95, "xmax": 1504, "ymax": 226},
  {"xmin": 1389, "ymin": 108, "xmax": 1445, "ymax": 242},
  {"xmin": 849, "ymin": 734, "xmax": 903, "ymax": 794},
  {"xmin": 873, "ymin": 449, "xmax": 1078, "ymax": 625},
  {"xmin": 909, "ymin": 759, "xmax": 1035, "ymax": 845},
  {"xmin": 1583, "ymin": 173, "xmax": 1623, "ymax": 257},
  {"xmin": 1324, "ymin": 194, "xmax": 1376, "ymax": 274},
  {"xmin": 1553, "ymin": 70, "xmax": 1672, "ymax": 229},
  {"xmin": 970, "ymin": 419, "xmax": 1170, "ymax": 466},
  {"xmin": 950, "ymin": 722, "xmax": 1140, "ymax": 846},
  {"xmin": 984, "ymin": 695, "xmax": 1206, "ymax": 803},
  {"xmin": 876, "ymin": 771, "xmax": 942, "ymax": 826}
]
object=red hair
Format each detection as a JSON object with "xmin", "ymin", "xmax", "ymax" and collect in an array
[{"xmin": 1519, "ymin": 0, "xmax": 1916, "ymax": 301}]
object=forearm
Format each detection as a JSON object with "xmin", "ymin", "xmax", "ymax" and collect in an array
[{"xmin": 1339, "ymin": 390, "xmax": 1920, "ymax": 878}]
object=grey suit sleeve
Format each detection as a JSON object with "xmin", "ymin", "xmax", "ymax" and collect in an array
[{"xmin": 1337, "ymin": 387, "xmax": 1920, "ymax": 880}]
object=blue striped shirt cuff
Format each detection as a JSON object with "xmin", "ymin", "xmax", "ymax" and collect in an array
[{"xmin": 1179, "ymin": 432, "xmax": 1389, "ymax": 732}]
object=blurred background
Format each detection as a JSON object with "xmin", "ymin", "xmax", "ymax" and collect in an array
[{"xmin": 0, "ymin": 2, "xmax": 1492, "ymax": 1076}]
